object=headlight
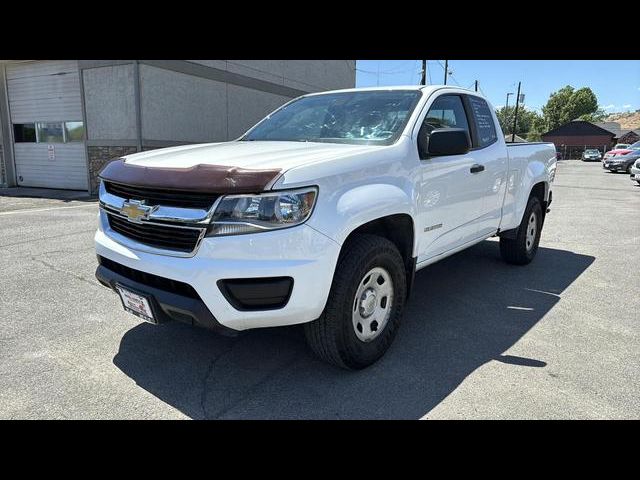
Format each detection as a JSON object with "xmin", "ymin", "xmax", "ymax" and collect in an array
[{"xmin": 206, "ymin": 187, "xmax": 317, "ymax": 236}]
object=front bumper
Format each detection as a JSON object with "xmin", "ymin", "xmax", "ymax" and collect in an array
[
  {"xmin": 95, "ymin": 210, "xmax": 341, "ymax": 332},
  {"xmin": 95, "ymin": 258, "xmax": 238, "ymax": 336},
  {"xmin": 603, "ymin": 162, "xmax": 626, "ymax": 171}
]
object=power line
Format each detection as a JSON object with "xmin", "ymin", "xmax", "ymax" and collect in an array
[{"xmin": 355, "ymin": 61, "xmax": 419, "ymax": 76}]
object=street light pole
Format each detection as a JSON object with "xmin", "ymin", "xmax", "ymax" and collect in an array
[
  {"xmin": 420, "ymin": 60, "xmax": 426, "ymax": 85},
  {"xmin": 443, "ymin": 59, "xmax": 448, "ymax": 85}
]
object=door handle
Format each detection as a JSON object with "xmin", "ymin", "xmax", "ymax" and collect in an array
[{"xmin": 470, "ymin": 164, "xmax": 485, "ymax": 174}]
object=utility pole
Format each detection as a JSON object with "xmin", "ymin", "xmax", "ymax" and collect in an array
[
  {"xmin": 443, "ymin": 60, "xmax": 448, "ymax": 85},
  {"xmin": 474, "ymin": 80, "xmax": 478, "ymax": 92},
  {"xmin": 505, "ymin": 92, "xmax": 514, "ymax": 139},
  {"xmin": 420, "ymin": 60, "xmax": 427, "ymax": 85},
  {"xmin": 511, "ymin": 81, "xmax": 522, "ymax": 143}
]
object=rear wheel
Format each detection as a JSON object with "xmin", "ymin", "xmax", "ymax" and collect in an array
[
  {"xmin": 500, "ymin": 196, "xmax": 543, "ymax": 265},
  {"xmin": 304, "ymin": 234, "xmax": 406, "ymax": 370}
]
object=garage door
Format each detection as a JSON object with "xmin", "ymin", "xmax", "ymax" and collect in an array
[{"xmin": 6, "ymin": 60, "xmax": 88, "ymax": 190}]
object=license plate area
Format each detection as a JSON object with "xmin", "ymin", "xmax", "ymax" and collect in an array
[{"xmin": 115, "ymin": 283, "xmax": 157, "ymax": 324}]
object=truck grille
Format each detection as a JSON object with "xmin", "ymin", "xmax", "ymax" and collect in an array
[
  {"xmin": 107, "ymin": 213, "xmax": 204, "ymax": 253},
  {"xmin": 103, "ymin": 181, "xmax": 218, "ymax": 210}
]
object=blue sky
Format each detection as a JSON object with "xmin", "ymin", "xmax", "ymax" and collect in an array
[{"xmin": 356, "ymin": 60, "xmax": 640, "ymax": 114}]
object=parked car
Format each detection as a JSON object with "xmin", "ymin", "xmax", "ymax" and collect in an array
[
  {"xmin": 603, "ymin": 141, "xmax": 638, "ymax": 161},
  {"xmin": 582, "ymin": 149, "xmax": 602, "ymax": 161},
  {"xmin": 603, "ymin": 143, "xmax": 640, "ymax": 173},
  {"xmin": 94, "ymin": 86, "xmax": 556, "ymax": 369},
  {"xmin": 629, "ymin": 159, "xmax": 640, "ymax": 185}
]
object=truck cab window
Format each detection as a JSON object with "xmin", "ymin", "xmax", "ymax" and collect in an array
[
  {"xmin": 422, "ymin": 95, "xmax": 469, "ymax": 132},
  {"xmin": 467, "ymin": 96, "xmax": 497, "ymax": 147},
  {"xmin": 418, "ymin": 95, "xmax": 470, "ymax": 158}
]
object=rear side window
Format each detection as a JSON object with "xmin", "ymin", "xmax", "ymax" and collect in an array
[{"xmin": 467, "ymin": 96, "xmax": 497, "ymax": 148}]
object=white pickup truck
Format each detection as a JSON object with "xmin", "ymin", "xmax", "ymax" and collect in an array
[{"xmin": 95, "ymin": 85, "xmax": 556, "ymax": 369}]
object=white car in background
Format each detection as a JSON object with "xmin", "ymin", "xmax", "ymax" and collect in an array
[
  {"xmin": 630, "ymin": 159, "xmax": 640, "ymax": 185},
  {"xmin": 582, "ymin": 149, "xmax": 602, "ymax": 161}
]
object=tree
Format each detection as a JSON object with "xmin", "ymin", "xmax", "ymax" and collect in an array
[
  {"xmin": 526, "ymin": 116, "xmax": 547, "ymax": 142},
  {"xmin": 541, "ymin": 85, "xmax": 575, "ymax": 130},
  {"xmin": 495, "ymin": 105, "xmax": 543, "ymax": 139},
  {"xmin": 540, "ymin": 85, "xmax": 601, "ymax": 131},
  {"xmin": 567, "ymin": 87, "xmax": 598, "ymax": 121},
  {"xmin": 578, "ymin": 108, "xmax": 607, "ymax": 122}
]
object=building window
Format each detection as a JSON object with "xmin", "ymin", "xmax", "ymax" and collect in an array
[
  {"xmin": 64, "ymin": 122, "xmax": 85, "ymax": 142},
  {"xmin": 36, "ymin": 122, "xmax": 65, "ymax": 143},
  {"xmin": 13, "ymin": 121, "xmax": 85, "ymax": 143},
  {"xmin": 13, "ymin": 123, "xmax": 36, "ymax": 142}
]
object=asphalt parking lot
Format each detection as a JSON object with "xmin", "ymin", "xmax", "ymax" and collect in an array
[{"xmin": 0, "ymin": 161, "xmax": 638, "ymax": 419}]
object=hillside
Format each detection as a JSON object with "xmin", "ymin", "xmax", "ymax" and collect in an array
[{"xmin": 604, "ymin": 111, "xmax": 640, "ymax": 130}]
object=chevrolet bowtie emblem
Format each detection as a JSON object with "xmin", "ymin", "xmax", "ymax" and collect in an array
[{"xmin": 120, "ymin": 199, "xmax": 157, "ymax": 223}]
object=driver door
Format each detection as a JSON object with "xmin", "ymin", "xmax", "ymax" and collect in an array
[{"xmin": 415, "ymin": 94, "xmax": 485, "ymax": 262}]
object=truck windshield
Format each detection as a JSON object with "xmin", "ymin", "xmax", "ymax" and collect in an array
[{"xmin": 240, "ymin": 90, "xmax": 423, "ymax": 146}]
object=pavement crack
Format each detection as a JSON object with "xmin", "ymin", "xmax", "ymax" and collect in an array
[
  {"xmin": 0, "ymin": 229, "xmax": 96, "ymax": 250},
  {"xmin": 29, "ymin": 256, "xmax": 102, "ymax": 290},
  {"xmin": 209, "ymin": 349, "xmax": 306, "ymax": 420},
  {"xmin": 200, "ymin": 340, "xmax": 241, "ymax": 420}
]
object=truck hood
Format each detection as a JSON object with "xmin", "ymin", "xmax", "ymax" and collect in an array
[
  {"xmin": 100, "ymin": 140, "xmax": 383, "ymax": 194},
  {"xmin": 122, "ymin": 141, "xmax": 380, "ymax": 171}
]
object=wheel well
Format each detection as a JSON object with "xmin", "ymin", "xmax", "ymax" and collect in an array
[
  {"xmin": 499, "ymin": 181, "xmax": 548, "ymax": 240},
  {"xmin": 342, "ymin": 214, "xmax": 416, "ymax": 297},
  {"xmin": 530, "ymin": 182, "xmax": 547, "ymax": 209}
]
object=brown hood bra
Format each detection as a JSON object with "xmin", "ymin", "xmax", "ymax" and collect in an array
[{"xmin": 99, "ymin": 159, "xmax": 282, "ymax": 194}]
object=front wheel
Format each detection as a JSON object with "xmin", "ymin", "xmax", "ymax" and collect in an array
[
  {"xmin": 304, "ymin": 234, "xmax": 407, "ymax": 370},
  {"xmin": 500, "ymin": 196, "xmax": 543, "ymax": 265}
]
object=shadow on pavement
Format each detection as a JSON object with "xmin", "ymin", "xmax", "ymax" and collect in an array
[
  {"xmin": 0, "ymin": 187, "xmax": 95, "ymax": 202},
  {"xmin": 113, "ymin": 240, "xmax": 594, "ymax": 419}
]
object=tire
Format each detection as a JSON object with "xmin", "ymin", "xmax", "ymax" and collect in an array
[
  {"xmin": 500, "ymin": 196, "xmax": 543, "ymax": 265},
  {"xmin": 304, "ymin": 234, "xmax": 407, "ymax": 370}
]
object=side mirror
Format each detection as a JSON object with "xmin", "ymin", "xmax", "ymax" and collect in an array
[{"xmin": 420, "ymin": 128, "xmax": 471, "ymax": 157}]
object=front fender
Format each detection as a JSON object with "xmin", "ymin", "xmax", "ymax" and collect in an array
[{"xmin": 306, "ymin": 182, "xmax": 415, "ymax": 246}]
